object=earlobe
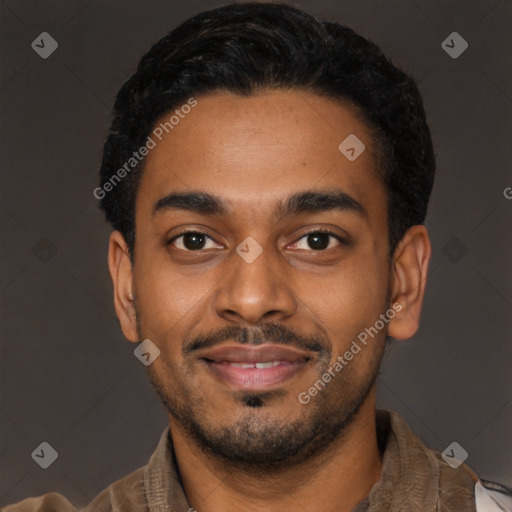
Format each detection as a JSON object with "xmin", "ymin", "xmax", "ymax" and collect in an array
[
  {"xmin": 387, "ymin": 225, "xmax": 431, "ymax": 341},
  {"xmin": 107, "ymin": 231, "xmax": 139, "ymax": 342}
]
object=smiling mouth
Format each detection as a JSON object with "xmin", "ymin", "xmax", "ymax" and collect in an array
[{"xmin": 199, "ymin": 344, "xmax": 312, "ymax": 390}]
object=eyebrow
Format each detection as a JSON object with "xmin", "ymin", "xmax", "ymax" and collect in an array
[{"xmin": 153, "ymin": 189, "xmax": 366, "ymax": 220}]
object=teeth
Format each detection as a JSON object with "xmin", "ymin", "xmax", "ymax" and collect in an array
[
  {"xmin": 255, "ymin": 361, "xmax": 280, "ymax": 369},
  {"xmin": 228, "ymin": 361, "xmax": 281, "ymax": 369}
]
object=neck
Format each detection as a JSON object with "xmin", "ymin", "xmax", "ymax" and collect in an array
[{"xmin": 169, "ymin": 389, "xmax": 383, "ymax": 512}]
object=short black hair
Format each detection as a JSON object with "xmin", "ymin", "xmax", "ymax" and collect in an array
[{"xmin": 98, "ymin": 1, "xmax": 436, "ymax": 257}]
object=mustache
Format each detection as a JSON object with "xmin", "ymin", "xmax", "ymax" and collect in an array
[{"xmin": 183, "ymin": 322, "xmax": 329, "ymax": 356}]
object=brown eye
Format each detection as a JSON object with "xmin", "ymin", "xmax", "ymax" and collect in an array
[
  {"xmin": 182, "ymin": 233, "xmax": 206, "ymax": 250},
  {"xmin": 169, "ymin": 232, "xmax": 223, "ymax": 251},
  {"xmin": 306, "ymin": 233, "xmax": 330, "ymax": 250},
  {"xmin": 290, "ymin": 231, "xmax": 343, "ymax": 251}
]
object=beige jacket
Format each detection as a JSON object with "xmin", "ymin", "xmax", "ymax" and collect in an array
[{"xmin": 2, "ymin": 410, "xmax": 510, "ymax": 512}]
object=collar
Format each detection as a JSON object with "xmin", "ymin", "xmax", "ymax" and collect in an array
[
  {"xmin": 354, "ymin": 409, "xmax": 441, "ymax": 511},
  {"xmin": 354, "ymin": 410, "xmax": 477, "ymax": 511},
  {"xmin": 145, "ymin": 426, "xmax": 189, "ymax": 512},
  {"xmin": 143, "ymin": 409, "xmax": 477, "ymax": 512}
]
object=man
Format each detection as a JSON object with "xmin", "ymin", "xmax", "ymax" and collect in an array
[{"xmin": 3, "ymin": 2, "xmax": 511, "ymax": 511}]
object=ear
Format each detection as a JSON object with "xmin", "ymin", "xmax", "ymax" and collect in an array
[
  {"xmin": 387, "ymin": 225, "xmax": 431, "ymax": 340},
  {"xmin": 108, "ymin": 231, "xmax": 139, "ymax": 342}
]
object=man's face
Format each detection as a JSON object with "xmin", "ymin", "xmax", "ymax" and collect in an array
[{"xmin": 131, "ymin": 90, "xmax": 392, "ymax": 468}]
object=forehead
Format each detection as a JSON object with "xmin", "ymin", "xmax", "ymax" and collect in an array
[{"xmin": 137, "ymin": 89, "xmax": 385, "ymax": 218}]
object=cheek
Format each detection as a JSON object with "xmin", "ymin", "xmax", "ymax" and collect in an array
[
  {"xmin": 132, "ymin": 252, "xmax": 212, "ymax": 341},
  {"xmin": 297, "ymin": 252, "xmax": 388, "ymax": 325}
]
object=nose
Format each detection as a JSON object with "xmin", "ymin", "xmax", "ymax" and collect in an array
[{"xmin": 214, "ymin": 244, "xmax": 297, "ymax": 325}]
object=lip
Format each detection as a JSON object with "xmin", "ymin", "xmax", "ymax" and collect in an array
[{"xmin": 199, "ymin": 344, "xmax": 311, "ymax": 391}]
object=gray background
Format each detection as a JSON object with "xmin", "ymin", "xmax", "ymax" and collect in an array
[{"xmin": 1, "ymin": 0, "xmax": 511, "ymax": 507}]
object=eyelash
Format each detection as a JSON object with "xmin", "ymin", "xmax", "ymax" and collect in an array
[
  {"xmin": 289, "ymin": 229, "xmax": 347, "ymax": 250},
  {"xmin": 167, "ymin": 229, "xmax": 347, "ymax": 252}
]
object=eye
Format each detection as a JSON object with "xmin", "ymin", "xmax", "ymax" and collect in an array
[
  {"xmin": 169, "ymin": 231, "xmax": 223, "ymax": 251},
  {"xmin": 290, "ymin": 231, "xmax": 343, "ymax": 251}
]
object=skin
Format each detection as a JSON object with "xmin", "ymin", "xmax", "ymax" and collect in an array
[{"xmin": 108, "ymin": 89, "xmax": 431, "ymax": 512}]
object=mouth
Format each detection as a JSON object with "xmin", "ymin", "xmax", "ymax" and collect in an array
[{"xmin": 199, "ymin": 344, "xmax": 312, "ymax": 391}]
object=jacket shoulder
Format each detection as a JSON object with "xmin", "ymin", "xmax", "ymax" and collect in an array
[
  {"xmin": 1, "ymin": 492, "xmax": 77, "ymax": 512},
  {"xmin": 78, "ymin": 465, "xmax": 147, "ymax": 512},
  {"xmin": 1, "ymin": 466, "xmax": 147, "ymax": 512}
]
